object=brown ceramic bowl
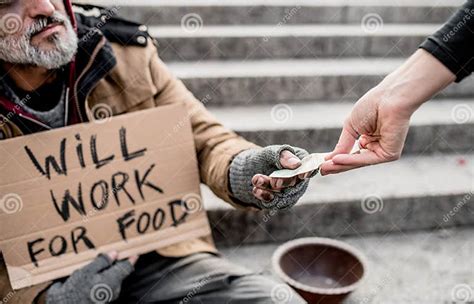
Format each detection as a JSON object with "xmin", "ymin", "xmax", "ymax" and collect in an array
[{"xmin": 272, "ymin": 237, "xmax": 367, "ymax": 304}]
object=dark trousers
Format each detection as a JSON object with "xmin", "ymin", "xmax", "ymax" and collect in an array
[{"xmin": 115, "ymin": 252, "xmax": 305, "ymax": 304}]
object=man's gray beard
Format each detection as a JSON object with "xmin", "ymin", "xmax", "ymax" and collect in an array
[{"xmin": 0, "ymin": 12, "xmax": 78, "ymax": 69}]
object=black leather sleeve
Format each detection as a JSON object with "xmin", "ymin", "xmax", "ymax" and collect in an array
[{"xmin": 419, "ymin": 0, "xmax": 474, "ymax": 82}]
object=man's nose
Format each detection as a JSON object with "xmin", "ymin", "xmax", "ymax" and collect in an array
[{"xmin": 27, "ymin": 0, "xmax": 55, "ymax": 19}]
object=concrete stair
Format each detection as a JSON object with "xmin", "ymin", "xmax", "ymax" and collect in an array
[
  {"xmin": 85, "ymin": 0, "xmax": 462, "ymax": 25},
  {"xmin": 151, "ymin": 24, "xmax": 436, "ymax": 61},
  {"xmin": 205, "ymin": 153, "xmax": 473, "ymax": 246},
  {"xmin": 78, "ymin": 1, "xmax": 474, "ymax": 247},
  {"xmin": 208, "ymin": 100, "xmax": 474, "ymax": 155},
  {"xmin": 168, "ymin": 59, "xmax": 474, "ymax": 106}
]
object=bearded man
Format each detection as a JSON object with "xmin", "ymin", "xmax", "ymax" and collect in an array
[{"xmin": 0, "ymin": 1, "xmax": 314, "ymax": 303}]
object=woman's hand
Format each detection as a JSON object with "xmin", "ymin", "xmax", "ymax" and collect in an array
[{"xmin": 321, "ymin": 49, "xmax": 456, "ymax": 175}]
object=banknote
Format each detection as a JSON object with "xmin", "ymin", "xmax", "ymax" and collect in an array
[
  {"xmin": 269, "ymin": 153, "xmax": 328, "ymax": 178},
  {"xmin": 269, "ymin": 141, "xmax": 361, "ymax": 179}
]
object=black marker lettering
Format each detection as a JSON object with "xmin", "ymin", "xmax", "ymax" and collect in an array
[
  {"xmin": 75, "ymin": 134, "xmax": 86, "ymax": 168},
  {"xmin": 135, "ymin": 164, "xmax": 163, "ymax": 200},
  {"xmin": 71, "ymin": 226, "xmax": 95, "ymax": 253},
  {"xmin": 168, "ymin": 200, "xmax": 189, "ymax": 227},
  {"xmin": 50, "ymin": 184, "xmax": 86, "ymax": 222},
  {"xmin": 117, "ymin": 210, "xmax": 135, "ymax": 241},
  {"xmin": 120, "ymin": 127, "xmax": 147, "ymax": 161},
  {"xmin": 90, "ymin": 180, "xmax": 109, "ymax": 210},
  {"xmin": 24, "ymin": 138, "xmax": 67, "ymax": 179},
  {"xmin": 27, "ymin": 238, "xmax": 45, "ymax": 267},
  {"xmin": 49, "ymin": 236, "xmax": 67, "ymax": 257},
  {"xmin": 112, "ymin": 172, "xmax": 135, "ymax": 206},
  {"xmin": 90, "ymin": 134, "xmax": 114, "ymax": 169}
]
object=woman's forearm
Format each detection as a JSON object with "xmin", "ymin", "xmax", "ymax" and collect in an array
[
  {"xmin": 377, "ymin": 0, "xmax": 474, "ymax": 117},
  {"xmin": 375, "ymin": 49, "xmax": 456, "ymax": 117}
]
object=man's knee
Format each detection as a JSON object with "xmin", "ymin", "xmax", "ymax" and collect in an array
[{"xmin": 229, "ymin": 274, "xmax": 306, "ymax": 304}]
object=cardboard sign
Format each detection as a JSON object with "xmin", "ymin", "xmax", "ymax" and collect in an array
[{"xmin": 0, "ymin": 103, "xmax": 212, "ymax": 290}]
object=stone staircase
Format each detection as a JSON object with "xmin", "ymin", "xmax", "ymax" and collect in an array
[{"xmin": 79, "ymin": 0, "xmax": 473, "ymax": 246}]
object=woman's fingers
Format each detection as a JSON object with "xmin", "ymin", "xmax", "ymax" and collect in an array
[{"xmin": 325, "ymin": 127, "xmax": 359, "ymax": 161}]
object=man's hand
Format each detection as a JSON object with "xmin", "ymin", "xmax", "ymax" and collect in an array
[
  {"xmin": 46, "ymin": 251, "xmax": 138, "ymax": 304},
  {"xmin": 229, "ymin": 145, "xmax": 314, "ymax": 210},
  {"xmin": 251, "ymin": 150, "xmax": 313, "ymax": 201}
]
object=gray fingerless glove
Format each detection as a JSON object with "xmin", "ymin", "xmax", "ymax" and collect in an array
[
  {"xmin": 229, "ymin": 145, "xmax": 310, "ymax": 210},
  {"xmin": 46, "ymin": 254, "xmax": 134, "ymax": 304}
]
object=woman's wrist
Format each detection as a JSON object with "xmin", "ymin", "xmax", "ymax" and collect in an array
[{"xmin": 375, "ymin": 49, "xmax": 456, "ymax": 118}]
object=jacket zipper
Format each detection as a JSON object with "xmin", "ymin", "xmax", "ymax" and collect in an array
[
  {"xmin": 64, "ymin": 87, "xmax": 69, "ymax": 125},
  {"xmin": 18, "ymin": 113, "xmax": 51, "ymax": 130},
  {"xmin": 73, "ymin": 36, "xmax": 107, "ymax": 123}
]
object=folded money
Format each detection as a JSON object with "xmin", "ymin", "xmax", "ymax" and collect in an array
[
  {"xmin": 269, "ymin": 153, "xmax": 328, "ymax": 178},
  {"xmin": 270, "ymin": 141, "xmax": 361, "ymax": 179}
]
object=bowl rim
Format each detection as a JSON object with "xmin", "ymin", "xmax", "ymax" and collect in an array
[{"xmin": 272, "ymin": 237, "xmax": 368, "ymax": 295}]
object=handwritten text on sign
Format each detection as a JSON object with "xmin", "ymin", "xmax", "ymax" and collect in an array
[{"xmin": 0, "ymin": 104, "xmax": 211, "ymax": 289}]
